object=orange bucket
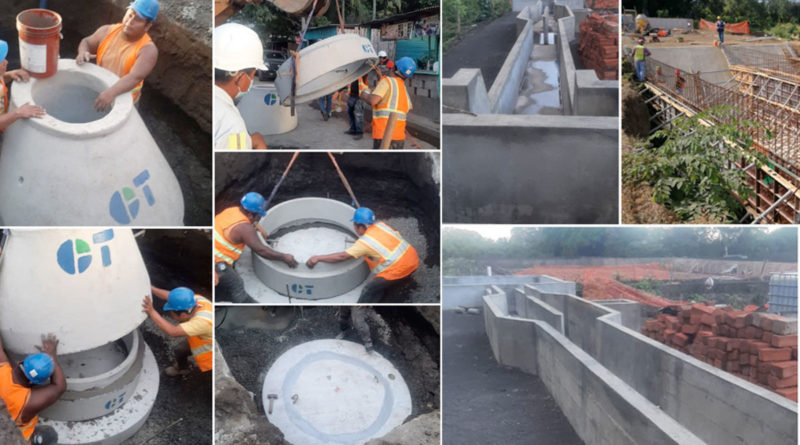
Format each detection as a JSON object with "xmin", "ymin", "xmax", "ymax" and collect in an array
[{"xmin": 16, "ymin": 9, "xmax": 62, "ymax": 78}]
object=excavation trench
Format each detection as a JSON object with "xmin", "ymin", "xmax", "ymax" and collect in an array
[
  {"xmin": 0, "ymin": 0, "xmax": 211, "ymax": 225},
  {"xmin": 216, "ymin": 152, "xmax": 441, "ymax": 303},
  {"xmin": 216, "ymin": 306, "xmax": 440, "ymax": 444}
]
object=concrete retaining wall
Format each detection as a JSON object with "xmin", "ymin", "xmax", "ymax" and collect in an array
[
  {"xmin": 575, "ymin": 71, "xmax": 619, "ymax": 116},
  {"xmin": 597, "ymin": 300, "xmax": 643, "ymax": 331},
  {"xmin": 442, "ymin": 114, "xmax": 619, "ymax": 223},
  {"xmin": 488, "ymin": 21, "xmax": 535, "ymax": 113},
  {"xmin": 483, "ymin": 292, "xmax": 706, "ymax": 445},
  {"xmin": 556, "ymin": 17, "xmax": 577, "ymax": 114},
  {"xmin": 443, "ymin": 275, "xmax": 574, "ymax": 308},
  {"xmin": 512, "ymin": 288, "xmax": 565, "ymax": 333},
  {"xmin": 649, "ymin": 18, "xmax": 694, "ymax": 30},
  {"xmin": 554, "ymin": 4, "xmax": 576, "ymax": 41},
  {"xmin": 442, "ymin": 69, "xmax": 492, "ymax": 114}
]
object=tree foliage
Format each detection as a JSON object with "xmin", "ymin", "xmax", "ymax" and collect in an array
[
  {"xmin": 622, "ymin": 0, "xmax": 800, "ymax": 34},
  {"xmin": 442, "ymin": 227, "xmax": 798, "ymax": 265},
  {"xmin": 623, "ymin": 107, "xmax": 769, "ymax": 222},
  {"xmin": 443, "ymin": 0, "xmax": 510, "ymax": 49}
]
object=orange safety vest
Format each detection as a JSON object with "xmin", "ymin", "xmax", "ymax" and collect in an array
[
  {"xmin": 0, "ymin": 79, "xmax": 8, "ymax": 132},
  {"xmin": 187, "ymin": 297, "xmax": 213, "ymax": 372},
  {"xmin": 96, "ymin": 23, "xmax": 153, "ymax": 103},
  {"xmin": 372, "ymin": 76, "xmax": 410, "ymax": 142},
  {"xmin": 355, "ymin": 221, "xmax": 419, "ymax": 280},
  {"xmin": 0, "ymin": 363, "xmax": 38, "ymax": 440},
  {"xmin": 214, "ymin": 207, "xmax": 250, "ymax": 265}
]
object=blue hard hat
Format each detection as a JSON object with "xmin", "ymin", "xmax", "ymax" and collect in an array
[
  {"xmin": 352, "ymin": 207, "xmax": 375, "ymax": 225},
  {"xmin": 22, "ymin": 353, "xmax": 54, "ymax": 386},
  {"xmin": 395, "ymin": 57, "xmax": 416, "ymax": 78},
  {"xmin": 163, "ymin": 287, "xmax": 196, "ymax": 312},
  {"xmin": 241, "ymin": 192, "xmax": 266, "ymax": 216},
  {"xmin": 0, "ymin": 40, "xmax": 8, "ymax": 63},
  {"xmin": 130, "ymin": 0, "xmax": 159, "ymax": 21}
]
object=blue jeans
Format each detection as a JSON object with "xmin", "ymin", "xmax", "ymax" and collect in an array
[
  {"xmin": 318, "ymin": 94, "xmax": 332, "ymax": 114},
  {"xmin": 718, "ymin": 30, "xmax": 724, "ymax": 43},
  {"xmin": 635, "ymin": 60, "xmax": 646, "ymax": 82},
  {"xmin": 346, "ymin": 96, "xmax": 364, "ymax": 133}
]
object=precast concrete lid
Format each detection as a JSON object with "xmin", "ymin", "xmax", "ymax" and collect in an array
[
  {"xmin": 0, "ymin": 229, "xmax": 149, "ymax": 355},
  {"xmin": 262, "ymin": 339, "xmax": 412, "ymax": 445},
  {"xmin": 10, "ymin": 59, "xmax": 132, "ymax": 138},
  {"xmin": 275, "ymin": 34, "xmax": 378, "ymax": 105},
  {"xmin": 40, "ymin": 343, "xmax": 159, "ymax": 445}
]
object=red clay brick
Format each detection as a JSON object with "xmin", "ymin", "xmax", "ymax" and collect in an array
[
  {"xmin": 726, "ymin": 338, "xmax": 742, "ymax": 351},
  {"xmin": 767, "ymin": 361, "xmax": 797, "ymax": 379},
  {"xmin": 700, "ymin": 313, "xmax": 716, "ymax": 326},
  {"xmin": 728, "ymin": 350, "xmax": 739, "ymax": 361},
  {"xmin": 762, "ymin": 332, "xmax": 773, "ymax": 345},
  {"xmin": 673, "ymin": 333, "xmax": 689, "ymax": 347},
  {"xmin": 739, "ymin": 353, "xmax": 750, "ymax": 365},
  {"xmin": 759, "ymin": 347, "xmax": 793, "ymax": 362},
  {"xmin": 776, "ymin": 387, "xmax": 798, "ymax": 401},
  {"xmin": 713, "ymin": 358, "xmax": 724, "ymax": 368},
  {"xmin": 727, "ymin": 311, "xmax": 749, "ymax": 328},
  {"xmin": 768, "ymin": 374, "xmax": 798, "ymax": 389},
  {"xmin": 750, "ymin": 355, "xmax": 758, "ymax": 366},
  {"xmin": 726, "ymin": 361, "xmax": 741, "ymax": 373},
  {"xmin": 719, "ymin": 325, "xmax": 730, "ymax": 337},
  {"xmin": 682, "ymin": 324, "xmax": 700, "ymax": 335},
  {"xmin": 771, "ymin": 335, "xmax": 797, "ymax": 348}
]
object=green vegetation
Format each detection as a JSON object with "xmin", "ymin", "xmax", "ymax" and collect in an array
[
  {"xmin": 623, "ymin": 0, "xmax": 800, "ymax": 38},
  {"xmin": 442, "ymin": 227, "xmax": 798, "ymax": 270},
  {"xmin": 623, "ymin": 108, "xmax": 769, "ymax": 222},
  {"xmin": 443, "ymin": 0, "xmax": 510, "ymax": 50}
]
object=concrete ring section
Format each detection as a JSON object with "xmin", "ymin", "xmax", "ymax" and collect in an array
[
  {"xmin": 253, "ymin": 198, "xmax": 370, "ymax": 299},
  {"xmin": 275, "ymin": 34, "xmax": 377, "ymax": 105},
  {"xmin": 9, "ymin": 59, "xmax": 132, "ymax": 138},
  {"xmin": 237, "ymin": 83, "xmax": 298, "ymax": 135},
  {"xmin": 262, "ymin": 339, "xmax": 412, "ymax": 445},
  {"xmin": 39, "ymin": 342, "xmax": 159, "ymax": 445},
  {"xmin": 59, "ymin": 330, "xmax": 140, "ymax": 392},
  {"xmin": 41, "ymin": 330, "xmax": 145, "ymax": 421}
]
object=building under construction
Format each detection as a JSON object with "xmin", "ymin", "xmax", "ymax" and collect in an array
[{"xmin": 630, "ymin": 35, "xmax": 800, "ymax": 223}]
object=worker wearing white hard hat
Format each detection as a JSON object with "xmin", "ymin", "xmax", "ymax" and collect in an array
[{"xmin": 213, "ymin": 23, "xmax": 269, "ymax": 150}]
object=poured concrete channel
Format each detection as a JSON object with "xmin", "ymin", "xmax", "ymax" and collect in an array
[
  {"xmin": 444, "ymin": 275, "xmax": 798, "ymax": 445},
  {"xmin": 215, "ymin": 152, "xmax": 441, "ymax": 303},
  {"xmin": 0, "ymin": 0, "xmax": 212, "ymax": 225}
]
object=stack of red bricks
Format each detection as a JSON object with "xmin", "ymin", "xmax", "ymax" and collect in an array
[
  {"xmin": 578, "ymin": 14, "xmax": 619, "ymax": 80},
  {"xmin": 642, "ymin": 303, "xmax": 798, "ymax": 401},
  {"xmin": 585, "ymin": 0, "xmax": 618, "ymax": 9}
]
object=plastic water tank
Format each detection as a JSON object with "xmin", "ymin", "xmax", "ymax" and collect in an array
[
  {"xmin": 0, "ymin": 59, "xmax": 184, "ymax": 226},
  {"xmin": 769, "ymin": 272, "xmax": 797, "ymax": 315}
]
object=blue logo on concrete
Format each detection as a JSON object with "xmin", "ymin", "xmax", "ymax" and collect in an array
[
  {"xmin": 362, "ymin": 43, "xmax": 375, "ymax": 54},
  {"xmin": 290, "ymin": 284, "xmax": 314, "ymax": 295},
  {"xmin": 109, "ymin": 170, "xmax": 156, "ymax": 224},
  {"xmin": 57, "ymin": 229, "xmax": 115, "ymax": 275},
  {"xmin": 104, "ymin": 392, "xmax": 125, "ymax": 410},
  {"xmin": 264, "ymin": 93, "xmax": 278, "ymax": 106}
]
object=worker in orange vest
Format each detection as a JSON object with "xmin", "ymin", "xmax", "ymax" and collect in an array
[
  {"xmin": 75, "ymin": 0, "xmax": 159, "ymax": 111},
  {"xmin": 0, "ymin": 39, "xmax": 46, "ymax": 131},
  {"xmin": 0, "ymin": 333, "xmax": 65, "ymax": 444},
  {"xmin": 214, "ymin": 192, "xmax": 298, "ymax": 303},
  {"xmin": 361, "ymin": 57, "xmax": 415, "ymax": 150},
  {"xmin": 306, "ymin": 207, "xmax": 419, "ymax": 303},
  {"xmin": 142, "ymin": 286, "xmax": 213, "ymax": 375}
]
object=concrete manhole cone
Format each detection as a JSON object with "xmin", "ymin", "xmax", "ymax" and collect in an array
[
  {"xmin": 262, "ymin": 339, "xmax": 412, "ymax": 445},
  {"xmin": 0, "ymin": 59, "xmax": 184, "ymax": 226}
]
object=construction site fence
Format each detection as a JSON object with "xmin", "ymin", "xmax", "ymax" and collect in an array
[{"xmin": 699, "ymin": 18, "xmax": 750, "ymax": 35}]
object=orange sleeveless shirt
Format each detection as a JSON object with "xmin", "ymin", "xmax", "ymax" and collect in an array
[{"xmin": 97, "ymin": 23, "xmax": 153, "ymax": 103}]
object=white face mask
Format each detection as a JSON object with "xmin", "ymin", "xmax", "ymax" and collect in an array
[{"xmin": 235, "ymin": 72, "xmax": 253, "ymax": 100}]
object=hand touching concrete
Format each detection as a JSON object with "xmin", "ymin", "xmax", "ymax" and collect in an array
[{"xmin": 36, "ymin": 334, "xmax": 59, "ymax": 358}]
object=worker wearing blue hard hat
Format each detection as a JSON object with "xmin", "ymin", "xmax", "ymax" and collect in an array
[
  {"xmin": 0, "ymin": 333, "xmax": 66, "ymax": 444},
  {"xmin": 307, "ymin": 207, "xmax": 419, "ymax": 303},
  {"xmin": 76, "ymin": 0, "xmax": 159, "ymax": 111},
  {"xmin": 214, "ymin": 192, "xmax": 298, "ymax": 302},
  {"xmin": 0, "ymin": 39, "xmax": 46, "ymax": 131},
  {"xmin": 360, "ymin": 56, "xmax": 416, "ymax": 150},
  {"xmin": 143, "ymin": 285, "xmax": 213, "ymax": 376}
]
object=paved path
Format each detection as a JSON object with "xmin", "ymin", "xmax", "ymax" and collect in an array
[
  {"xmin": 444, "ymin": 12, "xmax": 519, "ymax": 86},
  {"xmin": 443, "ymin": 310, "xmax": 584, "ymax": 445}
]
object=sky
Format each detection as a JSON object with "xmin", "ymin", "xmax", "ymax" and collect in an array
[{"xmin": 458, "ymin": 225, "xmax": 515, "ymax": 240}]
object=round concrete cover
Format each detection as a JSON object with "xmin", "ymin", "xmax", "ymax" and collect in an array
[{"xmin": 262, "ymin": 339, "xmax": 412, "ymax": 444}]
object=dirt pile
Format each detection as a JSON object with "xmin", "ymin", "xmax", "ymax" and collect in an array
[
  {"xmin": 579, "ymin": 14, "xmax": 619, "ymax": 80},
  {"xmin": 642, "ymin": 304, "xmax": 798, "ymax": 401}
]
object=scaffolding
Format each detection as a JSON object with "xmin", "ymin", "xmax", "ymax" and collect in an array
[{"xmin": 642, "ymin": 57, "xmax": 800, "ymax": 224}]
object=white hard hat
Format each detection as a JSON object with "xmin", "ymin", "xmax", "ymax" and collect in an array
[
  {"xmin": 378, "ymin": 50, "xmax": 387, "ymax": 58},
  {"xmin": 214, "ymin": 23, "xmax": 268, "ymax": 71}
]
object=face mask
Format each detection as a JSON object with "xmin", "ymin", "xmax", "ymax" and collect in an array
[{"xmin": 235, "ymin": 72, "xmax": 253, "ymax": 101}]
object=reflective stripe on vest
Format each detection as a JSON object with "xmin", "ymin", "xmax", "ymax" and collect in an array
[
  {"xmin": 372, "ymin": 76, "xmax": 410, "ymax": 141},
  {"xmin": 634, "ymin": 45, "xmax": 646, "ymax": 61},
  {"xmin": 96, "ymin": 24, "xmax": 152, "ymax": 103},
  {"xmin": 0, "ymin": 363, "xmax": 38, "ymax": 439},
  {"xmin": 227, "ymin": 132, "xmax": 248, "ymax": 150},
  {"xmin": 213, "ymin": 207, "xmax": 249, "ymax": 265},
  {"xmin": 358, "ymin": 222, "xmax": 410, "ymax": 275},
  {"xmin": 188, "ymin": 298, "xmax": 213, "ymax": 372}
]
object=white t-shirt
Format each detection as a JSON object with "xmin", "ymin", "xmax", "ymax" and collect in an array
[{"xmin": 213, "ymin": 84, "xmax": 252, "ymax": 150}]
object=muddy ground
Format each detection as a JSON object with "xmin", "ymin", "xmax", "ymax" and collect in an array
[
  {"xmin": 125, "ymin": 228, "xmax": 213, "ymax": 444},
  {"xmin": 216, "ymin": 152, "xmax": 441, "ymax": 302},
  {"xmin": 442, "ymin": 310, "xmax": 583, "ymax": 445},
  {"xmin": 0, "ymin": 1, "xmax": 212, "ymax": 225},
  {"xmin": 216, "ymin": 306, "xmax": 440, "ymax": 443}
]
